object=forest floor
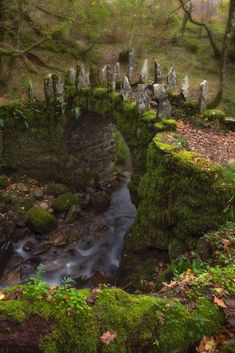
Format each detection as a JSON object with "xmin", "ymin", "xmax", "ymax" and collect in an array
[{"xmin": 177, "ymin": 120, "xmax": 235, "ymax": 165}]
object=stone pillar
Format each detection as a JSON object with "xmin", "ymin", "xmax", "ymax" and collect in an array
[
  {"xmin": 128, "ymin": 49, "xmax": 135, "ymax": 81},
  {"xmin": 181, "ymin": 75, "xmax": 189, "ymax": 100},
  {"xmin": 199, "ymin": 80, "xmax": 209, "ymax": 113},
  {"xmin": 101, "ymin": 65, "xmax": 107, "ymax": 82},
  {"xmin": 121, "ymin": 76, "xmax": 132, "ymax": 101},
  {"xmin": 154, "ymin": 61, "xmax": 163, "ymax": 84},
  {"xmin": 66, "ymin": 68, "xmax": 77, "ymax": 85},
  {"xmin": 114, "ymin": 62, "xmax": 121, "ymax": 80},
  {"xmin": 140, "ymin": 59, "xmax": 148, "ymax": 82},
  {"xmin": 153, "ymin": 84, "xmax": 172, "ymax": 119},
  {"xmin": 44, "ymin": 74, "xmax": 54, "ymax": 102},
  {"xmin": 90, "ymin": 64, "xmax": 101, "ymax": 89},
  {"xmin": 167, "ymin": 67, "xmax": 177, "ymax": 90},
  {"xmin": 77, "ymin": 62, "xmax": 90, "ymax": 92},
  {"xmin": 101, "ymin": 65, "xmax": 116, "ymax": 91},
  {"xmin": 136, "ymin": 84, "xmax": 150, "ymax": 114},
  {"xmin": 28, "ymin": 81, "xmax": 35, "ymax": 102}
]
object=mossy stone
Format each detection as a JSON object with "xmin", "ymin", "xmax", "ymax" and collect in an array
[
  {"xmin": 0, "ymin": 175, "xmax": 9, "ymax": 189},
  {"xmin": 202, "ymin": 109, "xmax": 226, "ymax": 123},
  {"xmin": 47, "ymin": 183, "xmax": 70, "ymax": 196},
  {"xmin": 154, "ymin": 119, "xmax": 177, "ymax": 132},
  {"xmin": 28, "ymin": 207, "xmax": 58, "ymax": 234},
  {"xmin": 52, "ymin": 192, "xmax": 79, "ymax": 212},
  {"xmin": 65, "ymin": 204, "xmax": 81, "ymax": 224}
]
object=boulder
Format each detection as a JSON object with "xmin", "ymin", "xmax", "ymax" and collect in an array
[
  {"xmin": 0, "ymin": 175, "xmax": 9, "ymax": 189},
  {"xmin": 52, "ymin": 192, "xmax": 79, "ymax": 212},
  {"xmin": 91, "ymin": 191, "xmax": 111, "ymax": 212},
  {"xmin": 47, "ymin": 183, "xmax": 70, "ymax": 196},
  {"xmin": 28, "ymin": 207, "xmax": 58, "ymax": 234},
  {"xmin": 65, "ymin": 204, "xmax": 82, "ymax": 224},
  {"xmin": 33, "ymin": 188, "xmax": 44, "ymax": 200}
]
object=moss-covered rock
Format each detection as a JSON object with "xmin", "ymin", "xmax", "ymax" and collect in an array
[
  {"xmin": 52, "ymin": 192, "xmax": 79, "ymax": 212},
  {"xmin": 0, "ymin": 175, "xmax": 9, "ymax": 189},
  {"xmin": 28, "ymin": 207, "xmax": 58, "ymax": 234},
  {"xmin": 154, "ymin": 119, "xmax": 177, "ymax": 132},
  {"xmin": 202, "ymin": 109, "xmax": 226, "ymax": 123},
  {"xmin": 0, "ymin": 286, "xmax": 224, "ymax": 353},
  {"xmin": 47, "ymin": 183, "xmax": 71, "ymax": 196},
  {"xmin": 142, "ymin": 110, "xmax": 157, "ymax": 122}
]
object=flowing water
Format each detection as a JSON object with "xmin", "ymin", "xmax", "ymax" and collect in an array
[{"xmin": 0, "ymin": 172, "xmax": 136, "ymax": 288}]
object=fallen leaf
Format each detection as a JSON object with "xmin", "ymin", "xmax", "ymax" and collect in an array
[
  {"xmin": 100, "ymin": 330, "xmax": 117, "ymax": 345},
  {"xmin": 0, "ymin": 291, "xmax": 5, "ymax": 300},
  {"xmin": 213, "ymin": 295, "xmax": 227, "ymax": 308}
]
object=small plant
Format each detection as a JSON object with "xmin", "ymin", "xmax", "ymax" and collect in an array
[{"xmin": 73, "ymin": 106, "xmax": 81, "ymax": 120}]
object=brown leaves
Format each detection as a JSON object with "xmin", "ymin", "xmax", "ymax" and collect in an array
[
  {"xmin": 213, "ymin": 295, "xmax": 227, "ymax": 308},
  {"xmin": 100, "ymin": 330, "xmax": 117, "ymax": 345},
  {"xmin": 86, "ymin": 288, "xmax": 101, "ymax": 305},
  {"xmin": 196, "ymin": 336, "xmax": 218, "ymax": 353}
]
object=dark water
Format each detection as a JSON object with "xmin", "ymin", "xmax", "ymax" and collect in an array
[{"xmin": 1, "ymin": 172, "xmax": 136, "ymax": 288}]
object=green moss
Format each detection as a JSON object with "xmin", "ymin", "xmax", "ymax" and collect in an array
[
  {"xmin": 93, "ymin": 87, "xmax": 109, "ymax": 98},
  {"xmin": 202, "ymin": 109, "xmax": 226, "ymax": 123},
  {"xmin": 154, "ymin": 119, "xmax": 177, "ymax": 132},
  {"xmin": 0, "ymin": 287, "xmax": 225, "ymax": 353},
  {"xmin": 142, "ymin": 110, "xmax": 157, "ymax": 122},
  {"xmin": 47, "ymin": 183, "xmax": 71, "ymax": 196},
  {"xmin": 0, "ymin": 175, "xmax": 9, "ymax": 189},
  {"xmin": 28, "ymin": 207, "xmax": 58, "ymax": 234},
  {"xmin": 52, "ymin": 192, "xmax": 79, "ymax": 212}
]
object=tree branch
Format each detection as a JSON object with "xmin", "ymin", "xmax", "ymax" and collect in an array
[{"xmin": 179, "ymin": 0, "xmax": 221, "ymax": 57}]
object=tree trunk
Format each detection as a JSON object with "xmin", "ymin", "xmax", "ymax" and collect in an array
[{"xmin": 210, "ymin": 0, "xmax": 235, "ymax": 107}]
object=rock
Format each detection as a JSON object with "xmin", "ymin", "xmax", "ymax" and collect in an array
[
  {"xmin": 181, "ymin": 75, "xmax": 189, "ymax": 100},
  {"xmin": 77, "ymin": 193, "xmax": 91, "ymax": 209},
  {"xmin": 77, "ymin": 62, "xmax": 90, "ymax": 91},
  {"xmin": 120, "ymin": 76, "xmax": 132, "ymax": 101},
  {"xmin": 23, "ymin": 241, "xmax": 35, "ymax": 252},
  {"xmin": 13, "ymin": 211, "xmax": 28, "ymax": 228},
  {"xmin": 44, "ymin": 74, "xmax": 53, "ymax": 102},
  {"xmin": 153, "ymin": 84, "xmax": 172, "ymax": 119},
  {"xmin": 101, "ymin": 65, "xmax": 116, "ymax": 91},
  {"xmin": 197, "ymin": 236, "xmax": 213, "ymax": 261},
  {"xmin": 65, "ymin": 205, "xmax": 82, "ymax": 224},
  {"xmin": 33, "ymin": 188, "xmax": 44, "ymax": 200},
  {"xmin": 0, "ymin": 240, "xmax": 13, "ymax": 275},
  {"xmin": 28, "ymin": 207, "xmax": 58, "ymax": 235},
  {"xmin": 46, "ymin": 230, "xmax": 67, "ymax": 247},
  {"xmin": 39, "ymin": 202, "xmax": 49, "ymax": 210},
  {"xmin": 52, "ymin": 192, "xmax": 79, "ymax": 212},
  {"xmin": 114, "ymin": 62, "xmax": 121, "ymax": 80},
  {"xmin": 136, "ymin": 84, "xmax": 150, "ymax": 113},
  {"xmin": 0, "ymin": 175, "xmax": 9, "ymax": 189},
  {"xmin": 52, "ymin": 74, "xmax": 64, "ymax": 98},
  {"xmin": 199, "ymin": 80, "xmax": 209, "ymax": 113},
  {"xmin": 167, "ymin": 67, "xmax": 177, "ymax": 90},
  {"xmin": 47, "ymin": 183, "xmax": 70, "ymax": 196},
  {"xmin": 224, "ymin": 117, "xmax": 235, "ymax": 131},
  {"xmin": 140, "ymin": 59, "xmax": 148, "ymax": 82},
  {"xmin": 66, "ymin": 68, "xmax": 77, "ymax": 85},
  {"xmin": 91, "ymin": 191, "xmax": 111, "ymax": 212},
  {"xmin": 90, "ymin": 64, "xmax": 101, "ymax": 88},
  {"xmin": 28, "ymin": 81, "xmax": 35, "ymax": 102},
  {"xmin": 128, "ymin": 49, "xmax": 135, "ymax": 80},
  {"xmin": 154, "ymin": 61, "xmax": 163, "ymax": 83}
]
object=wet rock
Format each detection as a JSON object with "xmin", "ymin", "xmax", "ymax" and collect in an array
[
  {"xmin": 46, "ymin": 230, "xmax": 67, "ymax": 247},
  {"xmin": 28, "ymin": 207, "xmax": 58, "ymax": 234},
  {"xmin": 77, "ymin": 193, "xmax": 91, "ymax": 209},
  {"xmin": 65, "ymin": 205, "xmax": 82, "ymax": 224},
  {"xmin": 23, "ymin": 241, "xmax": 35, "ymax": 252},
  {"xmin": 91, "ymin": 191, "xmax": 111, "ymax": 212},
  {"xmin": 47, "ymin": 183, "xmax": 70, "ymax": 196},
  {"xmin": 52, "ymin": 192, "xmax": 80, "ymax": 212},
  {"xmin": 33, "ymin": 188, "xmax": 44, "ymax": 200},
  {"xmin": 14, "ymin": 211, "xmax": 28, "ymax": 228},
  {"xmin": 0, "ymin": 240, "xmax": 13, "ymax": 275},
  {"xmin": 0, "ymin": 175, "xmax": 9, "ymax": 189}
]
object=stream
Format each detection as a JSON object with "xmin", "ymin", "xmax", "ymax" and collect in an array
[{"xmin": 0, "ymin": 172, "xmax": 136, "ymax": 288}]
